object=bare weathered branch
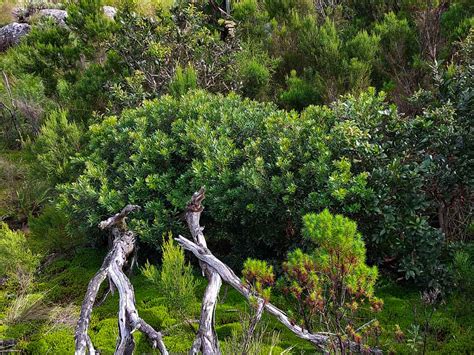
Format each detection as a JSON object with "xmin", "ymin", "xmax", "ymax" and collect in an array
[
  {"xmin": 185, "ymin": 188, "xmax": 222, "ymax": 355},
  {"xmin": 98, "ymin": 204, "xmax": 140, "ymax": 230},
  {"xmin": 175, "ymin": 235, "xmax": 382, "ymax": 354},
  {"xmin": 75, "ymin": 207, "xmax": 167, "ymax": 355}
]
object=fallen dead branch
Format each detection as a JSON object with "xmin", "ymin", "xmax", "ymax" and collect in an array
[
  {"xmin": 75, "ymin": 205, "xmax": 168, "ymax": 355},
  {"xmin": 75, "ymin": 190, "xmax": 381, "ymax": 354},
  {"xmin": 185, "ymin": 188, "xmax": 222, "ymax": 355},
  {"xmin": 176, "ymin": 188, "xmax": 382, "ymax": 354}
]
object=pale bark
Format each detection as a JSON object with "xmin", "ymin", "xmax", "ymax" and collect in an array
[
  {"xmin": 175, "ymin": 235, "xmax": 382, "ymax": 354},
  {"xmin": 185, "ymin": 188, "xmax": 222, "ymax": 355},
  {"xmin": 75, "ymin": 205, "xmax": 168, "ymax": 355}
]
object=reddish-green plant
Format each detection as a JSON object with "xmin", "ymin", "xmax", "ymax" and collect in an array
[
  {"xmin": 282, "ymin": 209, "xmax": 383, "ymax": 350},
  {"xmin": 242, "ymin": 258, "xmax": 275, "ymax": 302}
]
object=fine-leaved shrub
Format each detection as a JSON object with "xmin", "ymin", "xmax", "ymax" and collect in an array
[
  {"xmin": 142, "ymin": 233, "xmax": 198, "ymax": 323},
  {"xmin": 282, "ymin": 210, "xmax": 383, "ymax": 351},
  {"xmin": 0, "ymin": 222, "xmax": 40, "ymax": 290}
]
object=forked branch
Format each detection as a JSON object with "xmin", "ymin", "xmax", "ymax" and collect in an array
[
  {"xmin": 176, "ymin": 188, "xmax": 382, "ymax": 354},
  {"xmin": 75, "ymin": 205, "xmax": 168, "ymax": 355},
  {"xmin": 175, "ymin": 235, "xmax": 382, "ymax": 354}
]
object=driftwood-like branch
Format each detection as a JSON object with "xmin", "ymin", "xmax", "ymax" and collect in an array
[
  {"xmin": 75, "ymin": 205, "xmax": 168, "ymax": 355},
  {"xmin": 175, "ymin": 235, "xmax": 382, "ymax": 354},
  {"xmin": 98, "ymin": 204, "xmax": 140, "ymax": 230},
  {"xmin": 185, "ymin": 188, "xmax": 222, "ymax": 355}
]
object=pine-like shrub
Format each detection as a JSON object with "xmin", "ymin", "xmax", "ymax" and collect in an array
[
  {"xmin": 142, "ymin": 233, "xmax": 198, "ymax": 322},
  {"xmin": 282, "ymin": 210, "xmax": 382, "ymax": 350}
]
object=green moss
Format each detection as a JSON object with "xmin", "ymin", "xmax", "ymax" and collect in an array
[
  {"xmin": 1, "ymin": 242, "xmax": 472, "ymax": 354},
  {"xmin": 438, "ymin": 331, "xmax": 474, "ymax": 354},
  {"xmin": 216, "ymin": 322, "xmax": 242, "ymax": 338},
  {"xmin": 92, "ymin": 294, "xmax": 119, "ymax": 320},
  {"xmin": 2, "ymin": 321, "xmax": 42, "ymax": 340},
  {"xmin": 134, "ymin": 332, "xmax": 160, "ymax": 354},
  {"xmin": 261, "ymin": 344, "xmax": 285, "ymax": 353},
  {"xmin": 140, "ymin": 305, "xmax": 176, "ymax": 329},
  {"xmin": 26, "ymin": 328, "xmax": 74, "ymax": 354},
  {"xmin": 163, "ymin": 333, "xmax": 194, "ymax": 353},
  {"xmin": 37, "ymin": 248, "xmax": 106, "ymax": 303},
  {"xmin": 215, "ymin": 305, "xmax": 242, "ymax": 325},
  {"xmin": 90, "ymin": 318, "xmax": 119, "ymax": 354}
]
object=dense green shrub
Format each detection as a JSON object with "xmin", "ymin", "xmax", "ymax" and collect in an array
[
  {"xmin": 59, "ymin": 90, "xmax": 371, "ymax": 266},
  {"xmin": 0, "ymin": 223, "xmax": 39, "ymax": 286},
  {"xmin": 270, "ymin": 14, "xmax": 381, "ymax": 108},
  {"xmin": 29, "ymin": 204, "xmax": 85, "ymax": 253},
  {"xmin": 168, "ymin": 65, "xmax": 198, "ymax": 98},
  {"xmin": 105, "ymin": 3, "xmax": 240, "ymax": 111},
  {"xmin": 279, "ymin": 70, "xmax": 319, "ymax": 110},
  {"xmin": 59, "ymin": 85, "xmax": 471, "ymax": 286},
  {"xmin": 235, "ymin": 56, "xmax": 272, "ymax": 100},
  {"xmin": 67, "ymin": 0, "xmax": 117, "ymax": 58},
  {"xmin": 0, "ymin": 73, "xmax": 55, "ymax": 148},
  {"xmin": 441, "ymin": 0, "xmax": 474, "ymax": 46}
]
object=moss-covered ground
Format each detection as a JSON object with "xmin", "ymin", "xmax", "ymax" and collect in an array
[{"xmin": 1, "ymin": 246, "xmax": 473, "ymax": 354}]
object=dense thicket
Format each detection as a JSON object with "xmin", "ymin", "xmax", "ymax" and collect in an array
[
  {"xmin": 1, "ymin": 0, "xmax": 471, "ymax": 285},
  {"xmin": 59, "ymin": 74, "xmax": 471, "ymax": 286}
]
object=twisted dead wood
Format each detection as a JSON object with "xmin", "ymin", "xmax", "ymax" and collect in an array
[
  {"xmin": 175, "ymin": 234, "xmax": 382, "ymax": 354},
  {"xmin": 75, "ymin": 205, "xmax": 168, "ymax": 355},
  {"xmin": 185, "ymin": 188, "xmax": 222, "ymax": 355}
]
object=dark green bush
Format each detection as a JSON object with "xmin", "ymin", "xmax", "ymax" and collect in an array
[
  {"xmin": 29, "ymin": 204, "xmax": 85, "ymax": 253},
  {"xmin": 59, "ymin": 90, "xmax": 372, "ymax": 266},
  {"xmin": 57, "ymin": 87, "xmax": 470, "ymax": 286},
  {"xmin": 0, "ymin": 73, "xmax": 55, "ymax": 148}
]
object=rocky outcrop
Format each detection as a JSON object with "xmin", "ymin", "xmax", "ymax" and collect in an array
[
  {"xmin": 0, "ymin": 22, "xmax": 31, "ymax": 51},
  {"xmin": 38, "ymin": 9, "xmax": 68, "ymax": 26}
]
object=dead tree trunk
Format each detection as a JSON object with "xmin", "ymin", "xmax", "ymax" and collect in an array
[
  {"xmin": 176, "ymin": 190, "xmax": 382, "ymax": 354},
  {"xmin": 75, "ymin": 205, "xmax": 168, "ymax": 355},
  {"xmin": 185, "ymin": 188, "xmax": 222, "ymax": 355},
  {"xmin": 176, "ymin": 234, "xmax": 382, "ymax": 354}
]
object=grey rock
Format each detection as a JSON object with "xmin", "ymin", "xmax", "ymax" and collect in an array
[
  {"xmin": 0, "ymin": 22, "xmax": 31, "ymax": 51},
  {"xmin": 38, "ymin": 9, "xmax": 68, "ymax": 26}
]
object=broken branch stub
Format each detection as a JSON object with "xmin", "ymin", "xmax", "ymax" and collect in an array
[{"xmin": 75, "ymin": 205, "xmax": 168, "ymax": 355}]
